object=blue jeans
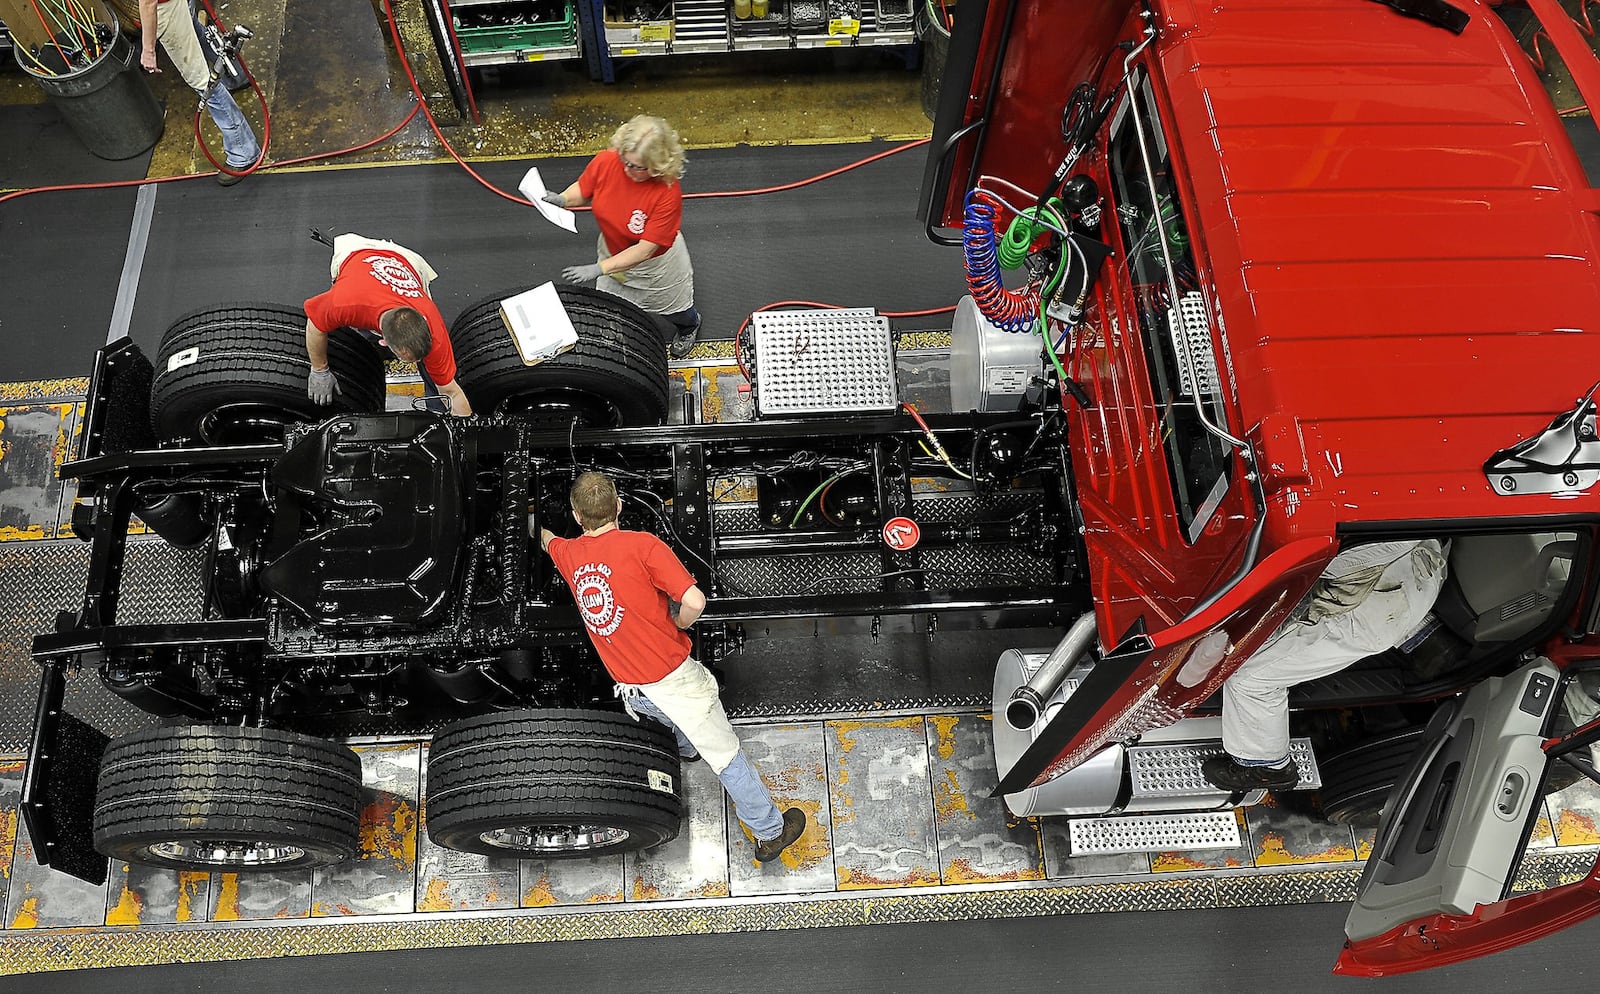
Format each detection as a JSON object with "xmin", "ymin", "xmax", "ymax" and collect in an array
[
  {"xmin": 627, "ymin": 694, "xmax": 785, "ymax": 841},
  {"xmin": 204, "ymin": 83, "xmax": 259, "ymax": 169}
]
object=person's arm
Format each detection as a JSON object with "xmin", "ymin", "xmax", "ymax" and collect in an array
[
  {"xmin": 539, "ymin": 528, "xmax": 557, "ymax": 553},
  {"xmin": 558, "ymin": 181, "xmax": 588, "ymax": 208},
  {"xmin": 673, "ymin": 585, "xmax": 706, "ymax": 629},
  {"xmin": 138, "ymin": 0, "xmax": 160, "ymax": 72},
  {"xmin": 601, "ymin": 240, "xmax": 662, "ymax": 277},
  {"xmin": 305, "ymin": 316, "xmax": 331, "ymax": 370},
  {"xmin": 436, "ymin": 377, "xmax": 472, "ymax": 417}
]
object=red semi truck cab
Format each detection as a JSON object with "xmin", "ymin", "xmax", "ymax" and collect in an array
[{"xmin": 925, "ymin": 0, "xmax": 1600, "ymax": 975}]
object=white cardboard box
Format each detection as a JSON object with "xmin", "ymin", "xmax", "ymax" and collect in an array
[{"xmin": 499, "ymin": 282, "xmax": 579, "ymax": 365}]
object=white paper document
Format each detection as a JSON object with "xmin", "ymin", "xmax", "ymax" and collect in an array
[
  {"xmin": 518, "ymin": 167, "xmax": 577, "ymax": 233},
  {"xmin": 499, "ymin": 282, "xmax": 580, "ymax": 365}
]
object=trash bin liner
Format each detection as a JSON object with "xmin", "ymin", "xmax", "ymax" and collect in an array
[{"xmin": 22, "ymin": 11, "xmax": 164, "ymax": 160}]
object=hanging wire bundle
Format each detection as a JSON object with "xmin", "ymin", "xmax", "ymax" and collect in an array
[{"xmin": 17, "ymin": 0, "xmax": 114, "ymax": 76}]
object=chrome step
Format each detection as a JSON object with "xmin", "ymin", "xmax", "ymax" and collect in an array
[
  {"xmin": 1067, "ymin": 810, "xmax": 1241, "ymax": 856},
  {"xmin": 1127, "ymin": 738, "xmax": 1322, "ymax": 797}
]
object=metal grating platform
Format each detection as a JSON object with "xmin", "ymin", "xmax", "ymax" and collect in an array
[
  {"xmin": 1128, "ymin": 738, "xmax": 1322, "ymax": 797},
  {"xmin": 1169, "ymin": 290, "xmax": 1217, "ymax": 397},
  {"xmin": 751, "ymin": 308, "xmax": 898, "ymax": 415},
  {"xmin": 1067, "ymin": 810, "xmax": 1241, "ymax": 856}
]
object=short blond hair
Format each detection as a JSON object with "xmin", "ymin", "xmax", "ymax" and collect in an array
[
  {"xmin": 570, "ymin": 471, "xmax": 619, "ymax": 530},
  {"xmin": 610, "ymin": 115, "xmax": 686, "ymax": 184}
]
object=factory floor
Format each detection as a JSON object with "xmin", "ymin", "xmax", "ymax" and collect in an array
[
  {"xmin": 0, "ymin": 0, "xmax": 932, "ymax": 182},
  {"xmin": 2, "ymin": 2, "xmax": 1599, "ymax": 989}
]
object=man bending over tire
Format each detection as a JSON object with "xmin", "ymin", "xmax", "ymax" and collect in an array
[
  {"xmin": 539, "ymin": 471, "xmax": 807, "ymax": 863},
  {"xmin": 304, "ymin": 234, "xmax": 472, "ymax": 416}
]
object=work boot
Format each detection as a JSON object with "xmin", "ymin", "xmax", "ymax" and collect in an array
[
  {"xmin": 1201, "ymin": 754, "xmax": 1300, "ymax": 793},
  {"xmin": 753, "ymin": 807, "xmax": 806, "ymax": 863},
  {"xmin": 216, "ymin": 168, "xmax": 246, "ymax": 187},
  {"xmin": 668, "ymin": 320, "xmax": 699, "ymax": 359}
]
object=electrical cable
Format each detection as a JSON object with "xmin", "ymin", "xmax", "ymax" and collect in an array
[
  {"xmin": 902, "ymin": 402, "xmax": 971, "ymax": 480},
  {"xmin": 789, "ymin": 464, "xmax": 867, "ymax": 528}
]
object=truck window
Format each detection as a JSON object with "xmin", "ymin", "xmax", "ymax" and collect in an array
[{"xmin": 1106, "ymin": 71, "xmax": 1231, "ymax": 541}]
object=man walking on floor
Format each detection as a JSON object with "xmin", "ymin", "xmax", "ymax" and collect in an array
[
  {"xmin": 139, "ymin": 0, "xmax": 260, "ymax": 185},
  {"xmin": 539, "ymin": 471, "xmax": 806, "ymax": 863}
]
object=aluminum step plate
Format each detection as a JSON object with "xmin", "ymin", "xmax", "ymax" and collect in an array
[
  {"xmin": 752, "ymin": 307, "xmax": 898, "ymax": 415},
  {"xmin": 1067, "ymin": 810, "xmax": 1241, "ymax": 856},
  {"xmin": 1127, "ymin": 737, "xmax": 1321, "ymax": 796}
]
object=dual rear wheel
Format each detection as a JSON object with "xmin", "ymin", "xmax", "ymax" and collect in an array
[{"xmin": 92, "ymin": 710, "xmax": 684, "ymax": 873}]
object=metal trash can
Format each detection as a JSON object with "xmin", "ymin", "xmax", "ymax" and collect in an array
[{"xmin": 21, "ymin": 10, "xmax": 165, "ymax": 160}]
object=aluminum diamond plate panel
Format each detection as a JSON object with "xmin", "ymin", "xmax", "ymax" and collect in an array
[
  {"xmin": 752, "ymin": 308, "xmax": 897, "ymax": 416},
  {"xmin": 0, "ymin": 538, "xmax": 201, "ymax": 751},
  {"xmin": 1069, "ymin": 812, "xmax": 1241, "ymax": 856},
  {"xmin": 1128, "ymin": 738, "xmax": 1321, "ymax": 797}
]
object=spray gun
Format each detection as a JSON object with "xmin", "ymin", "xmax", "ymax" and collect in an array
[{"xmin": 204, "ymin": 22, "xmax": 253, "ymax": 86}]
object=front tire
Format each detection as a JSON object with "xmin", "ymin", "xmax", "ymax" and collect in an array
[
  {"xmin": 425, "ymin": 708, "xmax": 685, "ymax": 857},
  {"xmin": 94, "ymin": 725, "xmax": 363, "ymax": 872},
  {"xmin": 451, "ymin": 285, "xmax": 669, "ymax": 426},
  {"xmin": 150, "ymin": 302, "xmax": 386, "ymax": 445}
]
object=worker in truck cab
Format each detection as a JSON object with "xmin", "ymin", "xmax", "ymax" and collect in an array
[
  {"xmin": 541, "ymin": 115, "xmax": 702, "ymax": 360},
  {"xmin": 303, "ymin": 234, "xmax": 472, "ymax": 417},
  {"xmin": 1203, "ymin": 540, "xmax": 1451, "ymax": 792},
  {"xmin": 538, "ymin": 471, "xmax": 806, "ymax": 863}
]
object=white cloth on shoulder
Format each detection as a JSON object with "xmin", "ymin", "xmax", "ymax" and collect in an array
[{"xmin": 329, "ymin": 234, "xmax": 439, "ymax": 292}]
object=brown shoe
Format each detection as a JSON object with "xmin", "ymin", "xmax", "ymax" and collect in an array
[
  {"xmin": 753, "ymin": 807, "xmax": 806, "ymax": 863},
  {"xmin": 216, "ymin": 169, "xmax": 246, "ymax": 187}
]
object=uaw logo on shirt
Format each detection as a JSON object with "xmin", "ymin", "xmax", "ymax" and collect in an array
[
  {"xmin": 572, "ymin": 562, "xmax": 625, "ymax": 637},
  {"xmin": 628, "ymin": 209, "xmax": 647, "ymax": 236},
  {"xmin": 364, "ymin": 254, "xmax": 423, "ymax": 298}
]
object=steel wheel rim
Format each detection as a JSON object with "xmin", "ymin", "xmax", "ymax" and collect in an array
[
  {"xmin": 143, "ymin": 838, "xmax": 308, "ymax": 866},
  {"xmin": 479, "ymin": 824, "xmax": 631, "ymax": 852}
]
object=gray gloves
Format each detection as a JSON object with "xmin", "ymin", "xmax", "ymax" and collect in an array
[
  {"xmin": 541, "ymin": 191, "xmax": 567, "ymax": 208},
  {"xmin": 562, "ymin": 262, "xmax": 605, "ymax": 284},
  {"xmin": 308, "ymin": 366, "xmax": 340, "ymax": 406}
]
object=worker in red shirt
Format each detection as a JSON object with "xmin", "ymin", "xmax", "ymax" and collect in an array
[
  {"xmin": 542, "ymin": 116, "xmax": 701, "ymax": 360},
  {"xmin": 539, "ymin": 471, "xmax": 806, "ymax": 863},
  {"xmin": 303, "ymin": 235, "xmax": 472, "ymax": 416}
]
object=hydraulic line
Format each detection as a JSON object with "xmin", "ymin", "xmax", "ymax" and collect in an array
[
  {"xmin": 962, "ymin": 191, "xmax": 1036, "ymax": 333},
  {"xmin": 191, "ymin": 0, "xmax": 268, "ymax": 180}
]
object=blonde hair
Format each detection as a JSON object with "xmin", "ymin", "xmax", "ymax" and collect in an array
[
  {"xmin": 570, "ymin": 471, "xmax": 620, "ymax": 530},
  {"xmin": 610, "ymin": 115, "xmax": 686, "ymax": 184}
]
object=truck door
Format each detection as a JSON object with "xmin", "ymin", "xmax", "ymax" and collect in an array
[
  {"xmin": 995, "ymin": 536, "xmax": 1333, "ymax": 794},
  {"xmin": 1336, "ymin": 657, "xmax": 1600, "ymax": 977}
]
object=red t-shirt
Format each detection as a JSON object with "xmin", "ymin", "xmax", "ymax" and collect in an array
[
  {"xmin": 547, "ymin": 528, "xmax": 697, "ymax": 685},
  {"xmin": 303, "ymin": 250, "xmax": 458, "ymax": 385},
  {"xmin": 578, "ymin": 151, "xmax": 683, "ymax": 258}
]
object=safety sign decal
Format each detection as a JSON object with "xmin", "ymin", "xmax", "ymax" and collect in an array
[{"xmin": 882, "ymin": 516, "xmax": 921, "ymax": 551}]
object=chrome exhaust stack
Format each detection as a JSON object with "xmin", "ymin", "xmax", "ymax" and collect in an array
[{"xmin": 1004, "ymin": 612, "xmax": 1098, "ymax": 730}]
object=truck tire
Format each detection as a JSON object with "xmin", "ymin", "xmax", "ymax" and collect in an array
[
  {"xmin": 451, "ymin": 285, "xmax": 669, "ymax": 426},
  {"xmin": 93, "ymin": 725, "xmax": 363, "ymax": 872},
  {"xmin": 1317, "ymin": 726, "xmax": 1426, "ymax": 827},
  {"xmin": 425, "ymin": 708, "xmax": 684, "ymax": 857},
  {"xmin": 150, "ymin": 302, "xmax": 386, "ymax": 445}
]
